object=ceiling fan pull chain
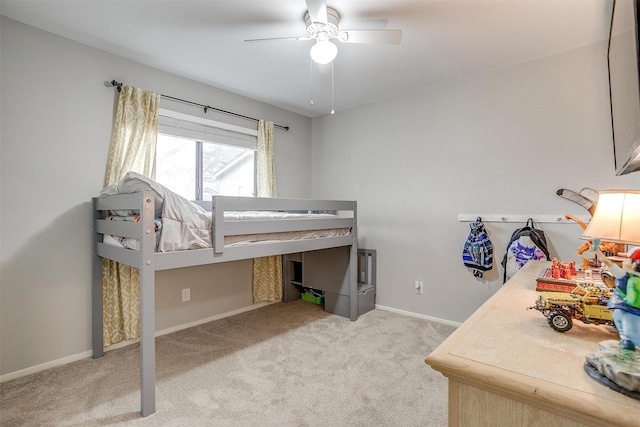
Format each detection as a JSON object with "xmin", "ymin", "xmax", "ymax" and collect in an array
[
  {"xmin": 310, "ymin": 59, "xmax": 314, "ymax": 106},
  {"xmin": 331, "ymin": 61, "xmax": 335, "ymax": 115}
]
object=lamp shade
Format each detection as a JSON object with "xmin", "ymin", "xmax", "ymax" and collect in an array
[
  {"xmin": 581, "ymin": 190, "xmax": 640, "ymax": 244},
  {"xmin": 310, "ymin": 40, "xmax": 337, "ymax": 64}
]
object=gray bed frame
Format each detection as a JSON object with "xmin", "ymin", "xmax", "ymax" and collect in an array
[{"xmin": 91, "ymin": 191, "xmax": 357, "ymax": 417}]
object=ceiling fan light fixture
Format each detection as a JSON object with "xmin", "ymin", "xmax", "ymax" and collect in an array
[{"xmin": 310, "ymin": 40, "xmax": 337, "ymax": 64}]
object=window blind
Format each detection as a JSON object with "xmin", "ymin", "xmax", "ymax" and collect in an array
[{"xmin": 157, "ymin": 110, "xmax": 257, "ymax": 150}]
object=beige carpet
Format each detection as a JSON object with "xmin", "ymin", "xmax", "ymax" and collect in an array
[{"xmin": 1, "ymin": 301, "xmax": 456, "ymax": 426}]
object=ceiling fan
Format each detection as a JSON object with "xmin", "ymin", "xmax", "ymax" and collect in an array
[{"xmin": 245, "ymin": 0, "xmax": 403, "ymax": 64}]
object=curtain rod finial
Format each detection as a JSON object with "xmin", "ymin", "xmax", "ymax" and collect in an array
[{"xmin": 110, "ymin": 80, "xmax": 123, "ymax": 92}]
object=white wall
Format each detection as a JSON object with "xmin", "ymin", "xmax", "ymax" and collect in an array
[
  {"xmin": 0, "ymin": 17, "xmax": 312, "ymax": 377},
  {"xmin": 311, "ymin": 42, "xmax": 634, "ymax": 323}
]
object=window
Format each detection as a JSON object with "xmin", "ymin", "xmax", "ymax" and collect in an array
[{"xmin": 155, "ymin": 110, "xmax": 258, "ymax": 200}]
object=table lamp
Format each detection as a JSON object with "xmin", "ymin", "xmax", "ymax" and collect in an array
[
  {"xmin": 581, "ymin": 190, "xmax": 640, "ymax": 398},
  {"xmin": 582, "ymin": 190, "xmax": 640, "ymax": 245}
]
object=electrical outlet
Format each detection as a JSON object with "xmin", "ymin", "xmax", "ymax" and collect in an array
[
  {"xmin": 182, "ymin": 288, "xmax": 191, "ymax": 302},
  {"xmin": 415, "ymin": 280, "xmax": 423, "ymax": 294}
]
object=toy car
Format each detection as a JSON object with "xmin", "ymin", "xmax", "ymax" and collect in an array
[{"xmin": 528, "ymin": 283, "xmax": 614, "ymax": 332}]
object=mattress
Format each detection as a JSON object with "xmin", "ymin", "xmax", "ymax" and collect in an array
[{"xmin": 102, "ymin": 212, "xmax": 350, "ymax": 252}]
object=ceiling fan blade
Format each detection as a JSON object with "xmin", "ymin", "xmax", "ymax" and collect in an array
[
  {"xmin": 339, "ymin": 29, "xmax": 403, "ymax": 45},
  {"xmin": 245, "ymin": 36, "xmax": 310, "ymax": 43},
  {"xmin": 305, "ymin": 0, "xmax": 328, "ymax": 25}
]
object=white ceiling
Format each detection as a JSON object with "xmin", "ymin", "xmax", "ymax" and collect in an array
[{"xmin": 0, "ymin": 0, "xmax": 613, "ymax": 118}]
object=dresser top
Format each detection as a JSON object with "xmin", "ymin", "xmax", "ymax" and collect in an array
[{"xmin": 426, "ymin": 261, "xmax": 640, "ymax": 426}]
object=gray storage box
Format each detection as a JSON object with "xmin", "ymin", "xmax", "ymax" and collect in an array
[{"xmin": 358, "ymin": 285, "xmax": 375, "ymax": 316}]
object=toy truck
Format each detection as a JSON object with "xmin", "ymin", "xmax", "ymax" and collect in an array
[{"xmin": 528, "ymin": 283, "xmax": 614, "ymax": 332}]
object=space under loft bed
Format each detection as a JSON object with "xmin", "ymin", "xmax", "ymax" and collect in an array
[{"xmin": 91, "ymin": 191, "xmax": 357, "ymax": 417}]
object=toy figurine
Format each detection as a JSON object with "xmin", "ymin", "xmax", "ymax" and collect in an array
[{"xmin": 597, "ymin": 247, "xmax": 640, "ymax": 350}]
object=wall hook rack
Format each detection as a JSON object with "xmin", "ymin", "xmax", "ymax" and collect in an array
[{"xmin": 457, "ymin": 214, "xmax": 590, "ymax": 224}]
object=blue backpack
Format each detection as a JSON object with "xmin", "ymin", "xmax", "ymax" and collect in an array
[{"xmin": 462, "ymin": 218, "xmax": 494, "ymax": 278}]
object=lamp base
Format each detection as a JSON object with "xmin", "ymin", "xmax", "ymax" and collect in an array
[
  {"xmin": 584, "ymin": 340, "xmax": 640, "ymax": 399},
  {"xmin": 584, "ymin": 361, "xmax": 640, "ymax": 400}
]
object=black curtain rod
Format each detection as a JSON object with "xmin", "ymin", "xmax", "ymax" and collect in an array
[{"xmin": 110, "ymin": 80, "xmax": 289, "ymax": 131}]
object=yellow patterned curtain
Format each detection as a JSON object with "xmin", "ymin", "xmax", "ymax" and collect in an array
[
  {"xmin": 103, "ymin": 85, "xmax": 160, "ymax": 346},
  {"xmin": 253, "ymin": 120, "xmax": 282, "ymax": 302}
]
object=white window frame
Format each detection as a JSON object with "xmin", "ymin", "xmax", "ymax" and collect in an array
[{"xmin": 157, "ymin": 109, "xmax": 258, "ymax": 200}]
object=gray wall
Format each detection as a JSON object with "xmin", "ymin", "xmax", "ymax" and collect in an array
[
  {"xmin": 311, "ymin": 42, "xmax": 633, "ymax": 323},
  {"xmin": 0, "ymin": 17, "xmax": 312, "ymax": 377}
]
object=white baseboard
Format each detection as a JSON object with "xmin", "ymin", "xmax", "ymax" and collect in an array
[
  {"xmin": 0, "ymin": 301, "xmax": 278, "ymax": 383},
  {"xmin": 374, "ymin": 304, "xmax": 462, "ymax": 327},
  {"xmin": 154, "ymin": 301, "xmax": 278, "ymax": 338},
  {"xmin": 0, "ymin": 350, "xmax": 95, "ymax": 383}
]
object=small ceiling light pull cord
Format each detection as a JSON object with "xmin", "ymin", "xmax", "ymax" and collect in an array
[
  {"xmin": 331, "ymin": 62, "xmax": 335, "ymax": 115},
  {"xmin": 309, "ymin": 59, "xmax": 314, "ymax": 106}
]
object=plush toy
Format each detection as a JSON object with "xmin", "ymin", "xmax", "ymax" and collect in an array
[{"xmin": 598, "ymin": 247, "xmax": 640, "ymax": 350}]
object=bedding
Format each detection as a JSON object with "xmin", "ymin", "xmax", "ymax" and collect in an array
[
  {"xmin": 101, "ymin": 172, "xmax": 211, "ymax": 251},
  {"xmin": 102, "ymin": 215, "xmax": 163, "ymax": 251},
  {"xmin": 101, "ymin": 172, "xmax": 350, "ymax": 252}
]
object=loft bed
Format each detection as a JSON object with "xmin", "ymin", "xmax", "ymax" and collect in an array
[{"xmin": 91, "ymin": 173, "xmax": 358, "ymax": 417}]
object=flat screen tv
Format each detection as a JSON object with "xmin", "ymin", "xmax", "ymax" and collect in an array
[{"xmin": 608, "ymin": 0, "xmax": 640, "ymax": 175}]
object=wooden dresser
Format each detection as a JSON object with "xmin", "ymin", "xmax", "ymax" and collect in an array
[{"xmin": 426, "ymin": 261, "xmax": 640, "ymax": 426}]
